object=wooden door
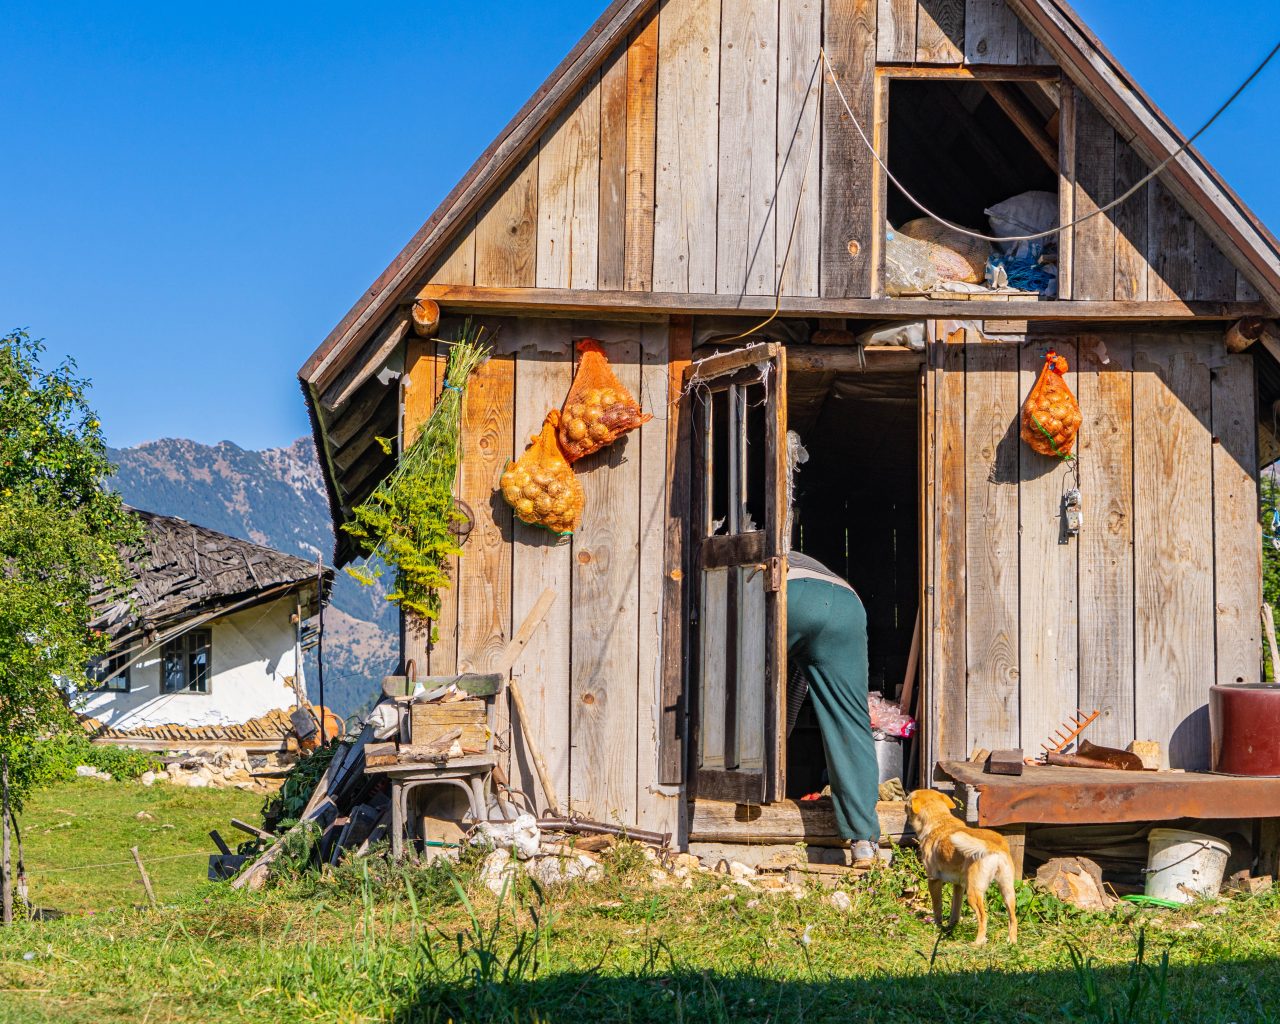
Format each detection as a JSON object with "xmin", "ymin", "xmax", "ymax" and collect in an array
[{"xmin": 686, "ymin": 343, "xmax": 788, "ymax": 803}]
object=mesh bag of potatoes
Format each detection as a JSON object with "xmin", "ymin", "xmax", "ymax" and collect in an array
[
  {"xmin": 558, "ymin": 339, "xmax": 652, "ymax": 462},
  {"xmin": 1020, "ymin": 350, "xmax": 1082, "ymax": 458},
  {"xmin": 500, "ymin": 411, "xmax": 585, "ymax": 535}
]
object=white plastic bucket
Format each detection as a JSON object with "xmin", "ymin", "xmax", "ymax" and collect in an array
[{"xmin": 1144, "ymin": 828, "xmax": 1231, "ymax": 904}]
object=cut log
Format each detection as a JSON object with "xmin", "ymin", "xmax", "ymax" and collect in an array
[
  {"xmin": 411, "ymin": 297, "xmax": 442, "ymax": 338},
  {"xmin": 1225, "ymin": 317, "xmax": 1266, "ymax": 353}
]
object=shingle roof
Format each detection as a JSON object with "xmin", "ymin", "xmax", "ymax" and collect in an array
[{"xmin": 90, "ymin": 508, "xmax": 332, "ymax": 649}]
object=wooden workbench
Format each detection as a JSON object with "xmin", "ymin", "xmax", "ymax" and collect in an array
[{"xmin": 937, "ymin": 760, "xmax": 1280, "ymax": 827}]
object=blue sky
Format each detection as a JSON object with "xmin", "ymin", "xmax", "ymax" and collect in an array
[{"xmin": 3, "ymin": 1, "xmax": 1278, "ymax": 451}]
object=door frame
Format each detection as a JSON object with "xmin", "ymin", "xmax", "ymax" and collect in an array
[{"xmin": 684, "ymin": 343, "xmax": 789, "ymax": 804}]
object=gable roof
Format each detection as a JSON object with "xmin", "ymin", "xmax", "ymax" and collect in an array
[
  {"xmin": 298, "ymin": 0, "xmax": 1280, "ymax": 400},
  {"xmin": 89, "ymin": 508, "xmax": 332, "ymax": 651}
]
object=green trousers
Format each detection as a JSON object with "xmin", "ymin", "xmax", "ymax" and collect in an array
[{"xmin": 786, "ymin": 578, "xmax": 880, "ymax": 843}]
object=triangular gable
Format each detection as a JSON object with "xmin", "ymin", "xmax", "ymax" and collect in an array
[{"xmin": 300, "ymin": 0, "xmax": 1279, "ymax": 398}]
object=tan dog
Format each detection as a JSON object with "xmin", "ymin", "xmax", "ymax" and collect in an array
[{"xmin": 907, "ymin": 789, "xmax": 1018, "ymax": 945}]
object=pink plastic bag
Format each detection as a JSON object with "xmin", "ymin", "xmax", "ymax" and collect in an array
[{"xmin": 869, "ymin": 692, "xmax": 916, "ymax": 738}]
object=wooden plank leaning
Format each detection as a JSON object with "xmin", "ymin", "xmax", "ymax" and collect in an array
[
  {"xmin": 496, "ymin": 588, "xmax": 563, "ymax": 816},
  {"xmin": 231, "ymin": 726, "xmax": 371, "ymax": 891}
]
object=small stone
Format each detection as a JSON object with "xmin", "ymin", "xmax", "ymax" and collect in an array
[
  {"xmin": 135, "ymin": 811, "xmax": 155, "ymax": 822},
  {"xmin": 139, "ymin": 771, "xmax": 156, "ymax": 787},
  {"xmin": 74, "ymin": 766, "xmax": 97, "ymax": 777},
  {"xmin": 672, "ymin": 853, "xmax": 702, "ymax": 872},
  {"xmin": 829, "ymin": 890, "xmax": 854, "ymax": 913},
  {"xmin": 186, "ymin": 775, "xmax": 209, "ymax": 789},
  {"xmin": 729, "ymin": 860, "xmax": 756, "ymax": 879},
  {"xmin": 153, "ymin": 770, "xmax": 170, "ymax": 782}
]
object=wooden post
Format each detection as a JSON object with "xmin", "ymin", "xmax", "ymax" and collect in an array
[
  {"xmin": 1, "ymin": 753, "xmax": 11, "ymax": 925},
  {"xmin": 131, "ymin": 846, "xmax": 157, "ymax": 909},
  {"xmin": 998, "ymin": 825, "xmax": 1027, "ymax": 880},
  {"xmin": 898, "ymin": 609, "xmax": 921, "ymax": 712},
  {"xmin": 1264, "ymin": 604, "xmax": 1280, "ymax": 682}
]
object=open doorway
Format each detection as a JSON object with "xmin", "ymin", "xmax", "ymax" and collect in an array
[
  {"xmin": 783, "ymin": 365, "xmax": 920, "ymax": 799},
  {"xmin": 883, "ymin": 75, "xmax": 1061, "ymax": 298}
]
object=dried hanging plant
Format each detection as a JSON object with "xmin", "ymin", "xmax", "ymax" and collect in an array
[{"xmin": 343, "ymin": 320, "xmax": 490, "ymax": 631}]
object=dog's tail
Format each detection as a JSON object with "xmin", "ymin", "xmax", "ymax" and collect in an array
[{"xmin": 950, "ymin": 831, "xmax": 994, "ymax": 861}]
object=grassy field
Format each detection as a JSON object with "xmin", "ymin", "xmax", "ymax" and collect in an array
[
  {"xmin": 1, "ymin": 781, "xmax": 1278, "ymax": 1023},
  {"xmin": 14, "ymin": 778, "xmax": 264, "ymax": 913}
]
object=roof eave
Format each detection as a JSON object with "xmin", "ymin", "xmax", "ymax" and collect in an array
[
  {"xmin": 297, "ymin": 0, "xmax": 657, "ymax": 393},
  {"xmin": 1007, "ymin": 0, "xmax": 1280, "ymax": 311}
]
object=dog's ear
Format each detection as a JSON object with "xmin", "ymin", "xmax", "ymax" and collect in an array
[{"xmin": 907, "ymin": 789, "xmax": 925, "ymax": 816}]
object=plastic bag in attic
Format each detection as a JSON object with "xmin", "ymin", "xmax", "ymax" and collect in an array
[
  {"xmin": 500, "ymin": 411, "xmax": 584, "ymax": 536},
  {"xmin": 558, "ymin": 339, "xmax": 652, "ymax": 462},
  {"xmin": 1020, "ymin": 350, "xmax": 1082, "ymax": 459}
]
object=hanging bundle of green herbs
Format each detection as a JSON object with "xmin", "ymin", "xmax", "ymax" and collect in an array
[{"xmin": 343, "ymin": 320, "xmax": 490, "ymax": 630}]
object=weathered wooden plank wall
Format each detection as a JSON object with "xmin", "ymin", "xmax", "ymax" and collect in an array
[
  {"xmin": 422, "ymin": 0, "xmax": 1259, "ymax": 309},
  {"xmin": 509, "ymin": 324, "xmax": 574, "ymax": 809},
  {"xmin": 717, "ymin": 0, "xmax": 778, "ymax": 296},
  {"xmin": 1075, "ymin": 334, "xmax": 1134, "ymax": 748},
  {"xmin": 927, "ymin": 328, "xmax": 1259, "ymax": 769},
  {"xmin": 401, "ymin": 316, "xmax": 675, "ymax": 833},
  {"xmin": 1068, "ymin": 90, "xmax": 1242, "ymax": 304}
]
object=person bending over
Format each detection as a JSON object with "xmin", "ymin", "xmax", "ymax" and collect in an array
[{"xmin": 786, "ymin": 551, "xmax": 880, "ymax": 865}]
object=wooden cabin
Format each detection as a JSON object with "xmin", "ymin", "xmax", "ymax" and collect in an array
[{"xmin": 300, "ymin": 0, "xmax": 1280, "ymax": 855}]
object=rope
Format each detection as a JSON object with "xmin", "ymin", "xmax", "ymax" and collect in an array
[
  {"xmin": 719, "ymin": 54, "xmax": 825, "ymax": 345},
  {"xmin": 820, "ymin": 38, "xmax": 1280, "ymax": 245},
  {"xmin": 30, "ymin": 850, "xmax": 212, "ymax": 873}
]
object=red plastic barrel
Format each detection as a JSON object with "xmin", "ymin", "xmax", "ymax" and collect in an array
[{"xmin": 1209, "ymin": 684, "xmax": 1280, "ymax": 776}]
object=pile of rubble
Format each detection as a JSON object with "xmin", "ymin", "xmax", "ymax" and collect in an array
[
  {"xmin": 142, "ymin": 749, "xmax": 283, "ymax": 792},
  {"xmin": 468, "ymin": 813, "xmax": 878, "ymax": 901}
]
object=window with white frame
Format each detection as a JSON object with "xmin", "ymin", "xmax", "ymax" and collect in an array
[
  {"xmin": 88, "ymin": 651, "xmax": 131, "ymax": 692},
  {"xmin": 161, "ymin": 629, "xmax": 212, "ymax": 693}
]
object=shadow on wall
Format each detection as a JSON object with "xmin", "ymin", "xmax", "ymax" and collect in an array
[{"xmin": 1170, "ymin": 704, "xmax": 1211, "ymax": 771}]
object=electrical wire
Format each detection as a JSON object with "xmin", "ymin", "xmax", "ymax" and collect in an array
[{"xmin": 820, "ymin": 37, "xmax": 1280, "ymax": 245}]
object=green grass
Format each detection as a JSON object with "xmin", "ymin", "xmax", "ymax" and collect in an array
[
  {"xmin": 13, "ymin": 778, "xmax": 263, "ymax": 914},
  {"xmin": 1, "ymin": 782, "xmax": 1278, "ymax": 1023}
]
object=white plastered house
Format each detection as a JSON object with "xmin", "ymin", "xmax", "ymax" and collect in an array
[{"xmin": 78, "ymin": 509, "xmax": 331, "ymax": 751}]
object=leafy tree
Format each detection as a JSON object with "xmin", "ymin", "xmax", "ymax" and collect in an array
[
  {"xmin": 0, "ymin": 330, "xmax": 141, "ymax": 918},
  {"xmin": 1261, "ymin": 474, "xmax": 1280, "ymax": 680}
]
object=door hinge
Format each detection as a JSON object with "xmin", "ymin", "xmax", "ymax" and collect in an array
[{"xmin": 766, "ymin": 556, "xmax": 784, "ymax": 593}]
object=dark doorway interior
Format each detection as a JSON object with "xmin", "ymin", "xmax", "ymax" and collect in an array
[{"xmin": 784, "ymin": 368, "xmax": 920, "ymax": 798}]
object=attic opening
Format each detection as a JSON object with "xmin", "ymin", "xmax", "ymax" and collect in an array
[
  {"xmin": 883, "ymin": 75, "xmax": 1062, "ymax": 299},
  {"xmin": 783, "ymin": 366, "xmax": 920, "ymax": 799}
]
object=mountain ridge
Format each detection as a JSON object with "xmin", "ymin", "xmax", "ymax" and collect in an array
[{"xmin": 107, "ymin": 435, "xmax": 395, "ymax": 719}]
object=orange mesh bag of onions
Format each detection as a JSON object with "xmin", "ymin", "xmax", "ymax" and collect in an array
[
  {"xmin": 1020, "ymin": 350, "xmax": 1082, "ymax": 459},
  {"xmin": 500, "ymin": 410, "xmax": 585, "ymax": 536},
  {"xmin": 557, "ymin": 338, "xmax": 652, "ymax": 462}
]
